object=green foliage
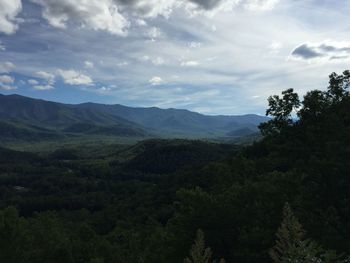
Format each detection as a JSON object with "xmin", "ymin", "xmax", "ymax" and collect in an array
[
  {"xmin": 184, "ymin": 229, "xmax": 213, "ymax": 263},
  {"xmin": 259, "ymin": 88, "xmax": 300, "ymax": 135},
  {"xmin": 124, "ymin": 139, "xmax": 235, "ymax": 174},
  {"xmin": 270, "ymin": 203, "xmax": 350, "ymax": 263},
  {"xmin": 184, "ymin": 229, "xmax": 225, "ymax": 263},
  {"xmin": 270, "ymin": 203, "xmax": 321, "ymax": 263},
  {"xmin": 0, "ymin": 207, "xmax": 27, "ymax": 263},
  {"xmin": 327, "ymin": 70, "xmax": 350, "ymax": 102}
]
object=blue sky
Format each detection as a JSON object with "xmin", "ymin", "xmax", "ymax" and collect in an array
[{"xmin": 1, "ymin": 0, "xmax": 350, "ymax": 115}]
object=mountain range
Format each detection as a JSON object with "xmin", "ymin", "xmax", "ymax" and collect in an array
[{"xmin": 0, "ymin": 94, "xmax": 268, "ymax": 142}]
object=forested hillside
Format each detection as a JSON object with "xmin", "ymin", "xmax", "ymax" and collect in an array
[{"xmin": 0, "ymin": 71, "xmax": 350, "ymax": 262}]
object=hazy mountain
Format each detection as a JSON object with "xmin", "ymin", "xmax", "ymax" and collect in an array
[
  {"xmin": 0, "ymin": 94, "xmax": 268, "ymax": 141},
  {"xmin": 0, "ymin": 94, "xmax": 148, "ymax": 140},
  {"xmin": 0, "ymin": 94, "xmax": 143, "ymax": 128},
  {"xmin": 78, "ymin": 102, "xmax": 268, "ymax": 136}
]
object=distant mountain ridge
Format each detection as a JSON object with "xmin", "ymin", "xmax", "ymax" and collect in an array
[
  {"xmin": 79, "ymin": 102, "xmax": 266, "ymax": 135},
  {"xmin": 0, "ymin": 94, "xmax": 268, "ymax": 141}
]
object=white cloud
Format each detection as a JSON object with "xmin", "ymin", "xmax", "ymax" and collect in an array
[
  {"xmin": 149, "ymin": 76, "xmax": 163, "ymax": 85},
  {"xmin": 244, "ymin": 0, "xmax": 279, "ymax": 11},
  {"xmin": 28, "ymin": 79, "xmax": 39, "ymax": 85},
  {"xmin": 84, "ymin": 60, "xmax": 94, "ymax": 69},
  {"xmin": 33, "ymin": 84, "xmax": 54, "ymax": 90},
  {"xmin": 117, "ymin": 0, "xmax": 179, "ymax": 18},
  {"xmin": 97, "ymin": 86, "xmax": 112, "ymax": 93},
  {"xmin": 30, "ymin": 0, "xmax": 129, "ymax": 36},
  {"xmin": 0, "ymin": 61, "xmax": 15, "ymax": 73},
  {"xmin": 189, "ymin": 42, "xmax": 202, "ymax": 48},
  {"xmin": 269, "ymin": 41, "xmax": 282, "ymax": 54},
  {"xmin": 1, "ymin": 0, "xmax": 281, "ymax": 36},
  {"xmin": 57, "ymin": 69, "xmax": 93, "ymax": 85},
  {"xmin": 0, "ymin": 75, "xmax": 14, "ymax": 84},
  {"xmin": 138, "ymin": 55, "xmax": 164, "ymax": 65},
  {"xmin": 269, "ymin": 41, "xmax": 282, "ymax": 50},
  {"xmin": 146, "ymin": 27, "xmax": 162, "ymax": 39},
  {"xmin": 117, "ymin": 61, "xmax": 128, "ymax": 67},
  {"xmin": 135, "ymin": 18, "xmax": 147, "ymax": 26},
  {"xmin": 35, "ymin": 71, "xmax": 55, "ymax": 84},
  {"xmin": 33, "ymin": 71, "xmax": 56, "ymax": 89},
  {"xmin": 181, "ymin": 60, "xmax": 200, "ymax": 67},
  {"xmin": 116, "ymin": 0, "xmax": 279, "ymax": 21},
  {"xmin": 140, "ymin": 55, "xmax": 150, "ymax": 61},
  {"xmin": 0, "ymin": 74, "xmax": 16, "ymax": 90},
  {"xmin": 0, "ymin": 0, "xmax": 22, "ymax": 34},
  {"xmin": 152, "ymin": 57, "xmax": 165, "ymax": 65}
]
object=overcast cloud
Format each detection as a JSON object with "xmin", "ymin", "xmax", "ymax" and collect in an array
[{"xmin": 0, "ymin": 0, "xmax": 350, "ymax": 114}]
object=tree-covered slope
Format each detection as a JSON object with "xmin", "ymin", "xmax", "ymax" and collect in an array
[
  {"xmin": 0, "ymin": 94, "xmax": 137, "ymax": 127},
  {"xmin": 0, "ymin": 120, "xmax": 60, "ymax": 141},
  {"xmin": 0, "ymin": 94, "xmax": 149, "ymax": 139},
  {"xmin": 122, "ymin": 139, "xmax": 237, "ymax": 174}
]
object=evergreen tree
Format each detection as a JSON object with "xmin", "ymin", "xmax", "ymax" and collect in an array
[
  {"xmin": 269, "ymin": 203, "xmax": 322, "ymax": 263},
  {"xmin": 184, "ymin": 229, "xmax": 225, "ymax": 263}
]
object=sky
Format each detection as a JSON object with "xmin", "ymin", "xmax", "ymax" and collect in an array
[{"xmin": 1, "ymin": 0, "xmax": 350, "ymax": 115}]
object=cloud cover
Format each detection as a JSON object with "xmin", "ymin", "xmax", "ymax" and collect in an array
[
  {"xmin": 0, "ymin": 74, "xmax": 16, "ymax": 90},
  {"xmin": 57, "ymin": 69, "xmax": 93, "ymax": 85},
  {"xmin": 0, "ymin": 0, "xmax": 22, "ymax": 34},
  {"xmin": 0, "ymin": 75, "xmax": 14, "ymax": 84},
  {"xmin": 0, "ymin": 0, "xmax": 282, "ymax": 36},
  {"xmin": 2, "ymin": 0, "xmax": 350, "ymax": 114},
  {"xmin": 0, "ymin": 62, "xmax": 15, "ymax": 73},
  {"xmin": 30, "ymin": 0, "xmax": 130, "ymax": 36}
]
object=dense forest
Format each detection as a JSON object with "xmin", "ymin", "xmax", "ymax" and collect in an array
[{"xmin": 1, "ymin": 71, "xmax": 350, "ymax": 262}]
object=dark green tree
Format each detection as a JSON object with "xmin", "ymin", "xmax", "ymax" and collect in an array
[
  {"xmin": 298, "ymin": 90, "xmax": 329, "ymax": 121},
  {"xmin": 327, "ymin": 70, "xmax": 350, "ymax": 102},
  {"xmin": 0, "ymin": 207, "xmax": 28, "ymax": 263},
  {"xmin": 184, "ymin": 229, "xmax": 225, "ymax": 263},
  {"xmin": 259, "ymin": 88, "xmax": 300, "ymax": 135},
  {"xmin": 270, "ymin": 203, "xmax": 350, "ymax": 263},
  {"xmin": 270, "ymin": 203, "xmax": 322, "ymax": 263}
]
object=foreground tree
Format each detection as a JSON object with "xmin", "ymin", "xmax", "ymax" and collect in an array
[
  {"xmin": 261, "ymin": 70, "xmax": 350, "ymax": 134},
  {"xmin": 270, "ymin": 203, "xmax": 321, "ymax": 262},
  {"xmin": 259, "ymin": 88, "xmax": 300, "ymax": 135},
  {"xmin": 184, "ymin": 229, "xmax": 225, "ymax": 263},
  {"xmin": 327, "ymin": 70, "xmax": 350, "ymax": 102},
  {"xmin": 270, "ymin": 203, "xmax": 349, "ymax": 263}
]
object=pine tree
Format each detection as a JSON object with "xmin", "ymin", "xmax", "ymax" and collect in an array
[
  {"xmin": 269, "ymin": 203, "xmax": 322, "ymax": 263},
  {"xmin": 184, "ymin": 229, "xmax": 225, "ymax": 263}
]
